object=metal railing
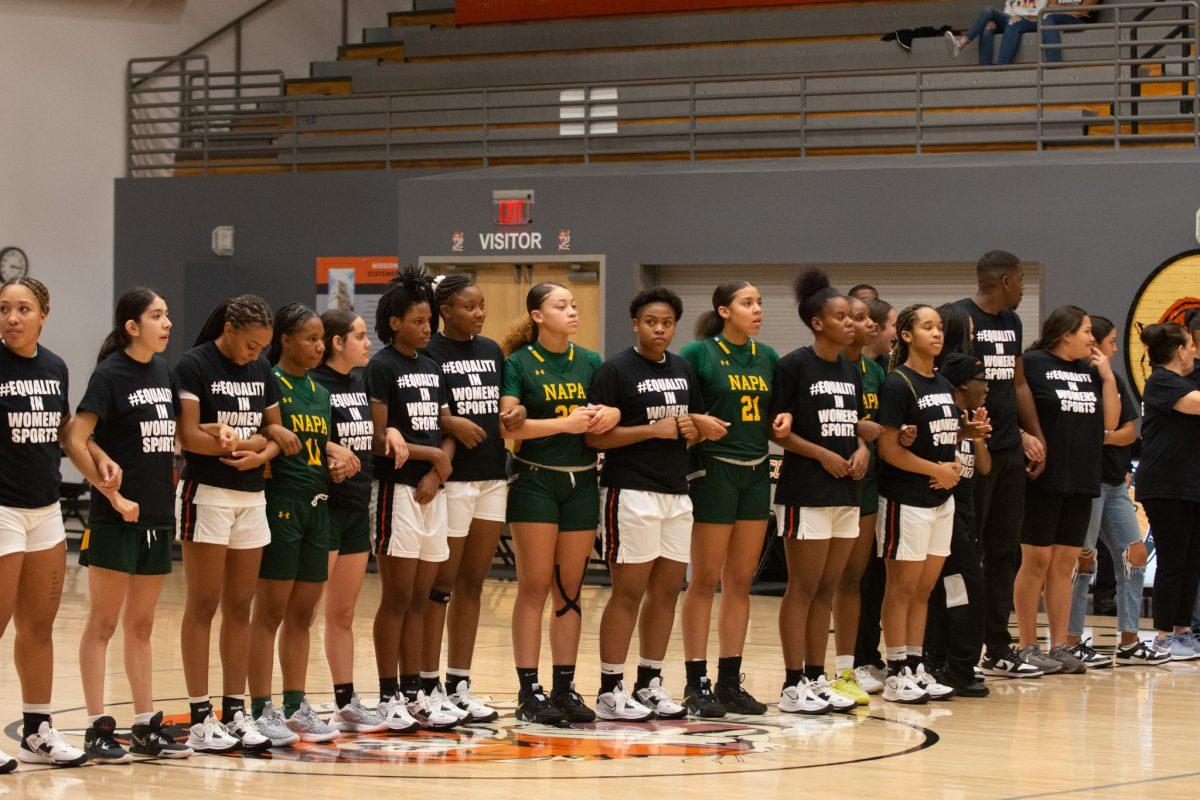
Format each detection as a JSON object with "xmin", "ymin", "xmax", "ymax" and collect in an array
[{"xmin": 126, "ymin": 0, "xmax": 1200, "ymax": 177}]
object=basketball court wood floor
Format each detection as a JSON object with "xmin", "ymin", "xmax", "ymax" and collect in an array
[{"xmin": 1, "ymin": 556, "xmax": 1195, "ymax": 799}]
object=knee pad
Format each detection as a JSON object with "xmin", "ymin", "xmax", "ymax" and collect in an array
[
  {"xmin": 553, "ymin": 565, "xmax": 582, "ymax": 618},
  {"xmin": 429, "ymin": 588, "xmax": 451, "ymax": 605}
]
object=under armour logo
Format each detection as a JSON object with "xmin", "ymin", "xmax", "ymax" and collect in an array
[
  {"xmin": 720, "ymin": 360, "xmax": 730, "ymax": 366},
  {"xmin": 277, "ymin": 511, "xmax": 291, "ymax": 520},
  {"xmin": 534, "ymin": 369, "xmax": 545, "ymax": 376}
]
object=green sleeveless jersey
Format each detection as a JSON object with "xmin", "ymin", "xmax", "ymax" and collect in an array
[
  {"xmin": 265, "ymin": 367, "xmax": 331, "ymax": 496},
  {"xmin": 858, "ymin": 355, "xmax": 886, "ymax": 422},
  {"xmin": 501, "ymin": 341, "xmax": 602, "ymax": 468},
  {"xmin": 679, "ymin": 336, "xmax": 779, "ymax": 461}
]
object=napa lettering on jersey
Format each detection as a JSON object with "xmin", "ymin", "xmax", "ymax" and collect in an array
[{"xmin": 544, "ymin": 381, "xmax": 587, "ymax": 402}]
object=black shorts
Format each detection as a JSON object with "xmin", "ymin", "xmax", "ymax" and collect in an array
[{"xmin": 1020, "ymin": 482, "xmax": 1092, "ymax": 548}]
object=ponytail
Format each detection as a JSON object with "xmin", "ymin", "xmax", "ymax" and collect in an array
[
  {"xmin": 502, "ymin": 281, "xmax": 563, "ymax": 355},
  {"xmin": 694, "ymin": 280, "xmax": 753, "ymax": 340},
  {"xmin": 98, "ymin": 287, "xmax": 160, "ymax": 363},
  {"xmin": 888, "ymin": 303, "xmax": 932, "ymax": 373},
  {"xmin": 194, "ymin": 294, "xmax": 273, "ymax": 348},
  {"xmin": 268, "ymin": 303, "xmax": 318, "ymax": 365}
]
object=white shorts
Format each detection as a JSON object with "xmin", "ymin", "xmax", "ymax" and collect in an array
[
  {"xmin": 775, "ymin": 504, "xmax": 859, "ymax": 541},
  {"xmin": 599, "ymin": 487, "xmax": 693, "ymax": 565},
  {"xmin": 176, "ymin": 479, "xmax": 270, "ymax": 550},
  {"xmin": 0, "ymin": 502, "xmax": 66, "ymax": 557},
  {"xmin": 445, "ymin": 479, "xmax": 508, "ymax": 537},
  {"xmin": 876, "ymin": 496, "xmax": 955, "ymax": 561},
  {"xmin": 374, "ymin": 481, "xmax": 449, "ymax": 562}
]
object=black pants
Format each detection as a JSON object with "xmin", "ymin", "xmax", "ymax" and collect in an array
[
  {"xmin": 854, "ymin": 546, "xmax": 887, "ymax": 668},
  {"xmin": 1142, "ymin": 498, "xmax": 1200, "ymax": 631},
  {"xmin": 926, "ymin": 512, "xmax": 984, "ymax": 684},
  {"xmin": 974, "ymin": 444, "xmax": 1025, "ymax": 655}
]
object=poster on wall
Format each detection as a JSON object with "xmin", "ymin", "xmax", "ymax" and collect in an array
[
  {"xmin": 315, "ymin": 256, "xmax": 399, "ymax": 340},
  {"xmin": 1124, "ymin": 249, "xmax": 1200, "ymax": 399}
]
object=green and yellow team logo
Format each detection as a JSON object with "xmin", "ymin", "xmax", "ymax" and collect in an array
[{"xmin": 1124, "ymin": 249, "xmax": 1200, "ymax": 398}]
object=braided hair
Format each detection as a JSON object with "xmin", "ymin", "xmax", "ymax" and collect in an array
[
  {"xmin": 375, "ymin": 265, "xmax": 436, "ymax": 345},
  {"xmin": 434, "ymin": 273, "xmax": 475, "ymax": 310},
  {"xmin": 1, "ymin": 277, "xmax": 50, "ymax": 314},
  {"xmin": 193, "ymin": 294, "xmax": 273, "ymax": 347},
  {"xmin": 268, "ymin": 303, "xmax": 319, "ymax": 365},
  {"xmin": 888, "ymin": 303, "xmax": 934, "ymax": 373}
]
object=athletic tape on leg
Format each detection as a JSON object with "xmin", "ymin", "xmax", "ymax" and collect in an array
[
  {"xmin": 554, "ymin": 565, "xmax": 582, "ymax": 618},
  {"xmin": 430, "ymin": 588, "xmax": 451, "ymax": 604}
]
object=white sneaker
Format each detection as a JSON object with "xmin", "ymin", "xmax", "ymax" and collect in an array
[
  {"xmin": 913, "ymin": 664, "xmax": 955, "ymax": 701},
  {"xmin": 185, "ymin": 714, "xmax": 240, "ymax": 754},
  {"xmin": 595, "ymin": 681, "xmax": 655, "ymax": 721},
  {"xmin": 252, "ymin": 702, "xmax": 299, "ymax": 748},
  {"xmin": 882, "ymin": 668, "xmax": 929, "ymax": 705},
  {"xmin": 429, "ymin": 685, "xmax": 470, "ymax": 723},
  {"xmin": 379, "ymin": 696, "xmax": 420, "ymax": 733},
  {"xmin": 944, "ymin": 30, "xmax": 963, "ymax": 57},
  {"xmin": 284, "ymin": 700, "xmax": 339, "ymax": 743},
  {"xmin": 17, "ymin": 722, "xmax": 87, "ymax": 767},
  {"xmin": 810, "ymin": 675, "xmax": 858, "ymax": 712},
  {"xmin": 408, "ymin": 690, "xmax": 460, "ymax": 730},
  {"xmin": 227, "ymin": 709, "xmax": 272, "ymax": 753},
  {"xmin": 778, "ymin": 679, "xmax": 832, "ymax": 715},
  {"xmin": 0, "ymin": 747, "xmax": 15, "ymax": 773},
  {"xmin": 634, "ymin": 677, "xmax": 687, "ymax": 720},
  {"xmin": 853, "ymin": 665, "xmax": 884, "ymax": 695},
  {"xmin": 330, "ymin": 694, "xmax": 388, "ymax": 733},
  {"xmin": 448, "ymin": 679, "xmax": 499, "ymax": 723}
]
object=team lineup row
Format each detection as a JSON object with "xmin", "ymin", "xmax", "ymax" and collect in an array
[{"xmin": 2, "ymin": 248, "xmax": 1200, "ymax": 772}]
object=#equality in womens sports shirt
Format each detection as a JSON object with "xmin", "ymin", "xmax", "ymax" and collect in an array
[
  {"xmin": 0, "ymin": 342, "xmax": 69, "ymax": 508},
  {"xmin": 877, "ymin": 366, "xmax": 961, "ymax": 508},
  {"xmin": 423, "ymin": 332, "xmax": 506, "ymax": 482},
  {"xmin": 953, "ymin": 299, "xmax": 1022, "ymax": 450},
  {"xmin": 1022, "ymin": 349, "xmax": 1105, "ymax": 496},
  {"xmin": 312, "ymin": 364, "xmax": 373, "ymax": 509},
  {"xmin": 365, "ymin": 346, "xmax": 449, "ymax": 487}
]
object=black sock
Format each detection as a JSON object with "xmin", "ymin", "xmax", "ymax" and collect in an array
[
  {"xmin": 516, "ymin": 667, "xmax": 539, "ymax": 692},
  {"xmin": 221, "ymin": 696, "xmax": 244, "ymax": 722},
  {"xmin": 599, "ymin": 671, "xmax": 623, "ymax": 695},
  {"xmin": 446, "ymin": 671, "xmax": 469, "ymax": 694},
  {"xmin": 635, "ymin": 663, "xmax": 661, "ymax": 692},
  {"xmin": 804, "ymin": 665, "xmax": 825, "ymax": 682},
  {"xmin": 420, "ymin": 675, "xmax": 439, "ymax": 695},
  {"xmin": 716, "ymin": 655, "xmax": 742, "ymax": 686},
  {"xmin": 907, "ymin": 654, "xmax": 925, "ymax": 673},
  {"xmin": 685, "ymin": 659, "xmax": 707, "ymax": 685},
  {"xmin": 551, "ymin": 664, "xmax": 575, "ymax": 694},
  {"xmin": 887, "ymin": 658, "xmax": 907, "ymax": 677},
  {"xmin": 400, "ymin": 674, "xmax": 420, "ymax": 702},
  {"xmin": 23, "ymin": 712, "xmax": 50, "ymax": 741},
  {"xmin": 334, "ymin": 683, "xmax": 355, "ymax": 710},
  {"xmin": 379, "ymin": 676, "xmax": 399, "ymax": 704},
  {"xmin": 784, "ymin": 668, "xmax": 805, "ymax": 690},
  {"xmin": 189, "ymin": 699, "xmax": 212, "ymax": 727}
]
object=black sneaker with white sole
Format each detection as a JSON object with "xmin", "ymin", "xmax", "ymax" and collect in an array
[
  {"xmin": 1115, "ymin": 640, "xmax": 1173, "ymax": 666},
  {"xmin": 683, "ymin": 677, "xmax": 726, "ymax": 718},
  {"xmin": 516, "ymin": 684, "xmax": 567, "ymax": 726},
  {"xmin": 130, "ymin": 711, "xmax": 194, "ymax": 759},
  {"xmin": 981, "ymin": 647, "xmax": 1045, "ymax": 678},
  {"xmin": 84, "ymin": 717, "xmax": 132, "ymax": 765},
  {"xmin": 1068, "ymin": 639, "xmax": 1114, "ymax": 670}
]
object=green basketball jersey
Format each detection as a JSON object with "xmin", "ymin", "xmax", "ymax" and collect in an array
[
  {"xmin": 858, "ymin": 355, "xmax": 886, "ymax": 422},
  {"xmin": 265, "ymin": 367, "xmax": 331, "ymax": 496},
  {"xmin": 501, "ymin": 341, "xmax": 602, "ymax": 468},
  {"xmin": 679, "ymin": 336, "xmax": 779, "ymax": 461}
]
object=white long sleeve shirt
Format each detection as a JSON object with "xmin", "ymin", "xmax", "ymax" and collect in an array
[{"xmin": 1004, "ymin": 0, "xmax": 1048, "ymax": 18}]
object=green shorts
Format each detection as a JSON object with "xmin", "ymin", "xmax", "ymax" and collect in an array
[
  {"xmin": 80, "ymin": 521, "xmax": 174, "ymax": 575},
  {"xmin": 327, "ymin": 504, "xmax": 371, "ymax": 555},
  {"xmin": 857, "ymin": 453, "xmax": 880, "ymax": 517},
  {"xmin": 688, "ymin": 455, "xmax": 772, "ymax": 525},
  {"xmin": 505, "ymin": 463, "xmax": 598, "ymax": 532},
  {"xmin": 261, "ymin": 491, "xmax": 330, "ymax": 582}
]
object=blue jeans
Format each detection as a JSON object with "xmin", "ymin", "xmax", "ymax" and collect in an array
[
  {"xmin": 966, "ymin": 6, "xmax": 1038, "ymax": 65},
  {"xmin": 1041, "ymin": 13, "xmax": 1085, "ymax": 63},
  {"xmin": 1068, "ymin": 481, "xmax": 1146, "ymax": 636}
]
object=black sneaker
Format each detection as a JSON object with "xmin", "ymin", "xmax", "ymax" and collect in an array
[
  {"xmin": 516, "ymin": 683, "xmax": 567, "ymax": 726},
  {"xmin": 936, "ymin": 669, "xmax": 990, "ymax": 698},
  {"xmin": 715, "ymin": 674, "xmax": 767, "ymax": 715},
  {"xmin": 683, "ymin": 676, "xmax": 726, "ymax": 718},
  {"xmin": 130, "ymin": 712, "xmax": 194, "ymax": 759},
  {"xmin": 551, "ymin": 682, "xmax": 596, "ymax": 723},
  {"xmin": 84, "ymin": 717, "xmax": 132, "ymax": 764}
]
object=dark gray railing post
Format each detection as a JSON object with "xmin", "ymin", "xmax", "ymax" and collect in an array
[
  {"xmin": 799, "ymin": 74, "xmax": 807, "ymax": 157},
  {"xmin": 688, "ymin": 81, "xmax": 696, "ymax": 161},
  {"xmin": 914, "ymin": 70, "xmax": 923, "ymax": 155},
  {"xmin": 342, "ymin": 0, "xmax": 350, "ymax": 47},
  {"xmin": 482, "ymin": 89, "xmax": 490, "ymax": 168}
]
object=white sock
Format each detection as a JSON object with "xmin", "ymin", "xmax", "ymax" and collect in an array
[
  {"xmin": 907, "ymin": 645, "xmax": 924, "ymax": 658},
  {"xmin": 419, "ymin": 671, "xmax": 440, "ymax": 680},
  {"xmin": 88, "ymin": 714, "xmax": 103, "ymax": 726},
  {"xmin": 885, "ymin": 646, "xmax": 906, "ymax": 663},
  {"xmin": 187, "ymin": 695, "xmax": 210, "ymax": 705},
  {"xmin": 133, "ymin": 712, "xmax": 154, "ymax": 725},
  {"xmin": 637, "ymin": 657, "xmax": 663, "ymax": 669},
  {"xmin": 23, "ymin": 703, "xmax": 51, "ymax": 714},
  {"xmin": 835, "ymin": 655, "xmax": 854, "ymax": 672},
  {"xmin": 600, "ymin": 661, "xmax": 624, "ymax": 675},
  {"xmin": 447, "ymin": 667, "xmax": 470, "ymax": 678}
]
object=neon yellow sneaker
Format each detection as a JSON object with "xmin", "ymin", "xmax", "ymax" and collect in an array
[{"xmin": 830, "ymin": 668, "xmax": 870, "ymax": 706}]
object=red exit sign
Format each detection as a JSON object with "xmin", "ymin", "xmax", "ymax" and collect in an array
[{"xmin": 493, "ymin": 189, "xmax": 534, "ymax": 226}]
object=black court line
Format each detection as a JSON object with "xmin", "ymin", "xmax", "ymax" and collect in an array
[{"xmin": 997, "ymin": 770, "xmax": 1200, "ymax": 799}]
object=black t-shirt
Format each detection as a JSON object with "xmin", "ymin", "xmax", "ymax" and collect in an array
[
  {"xmin": 1101, "ymin": 372, "xmax": 1138, "ymax": 486},
  {"xmin": 953, "ymin": 437, "xmax": 978, "ymax": 526},
  {"xmin": 78, "ymin": 352, "xmax": 176, "ymax": 524},
  {"xmin": 311, "ymin": 363, "xmax": 373, "ymax": 510},
  {"xmin": 768, "ymin": 346, "xmax": 862, "ymax": 508},
  {"xmin": 365, "ymin": 346, "xmax": 449, "ymax": 488},
  {"xmin": 422, "ymin": 332, "xmax": 506, "ymax": 482},
  {"xmin": 173, "ymin": 341, "xmax": 281, "ymax": 493},
  {"xmin": 877, "ymin": 365, "xmax": 960, "ymax": 508},
  {"xmin": 1023, "ymin": 349, "xmax": 1104, "ymax": 496},
  {"xmin": 0, "ymin": 343, "xmax": 69, "ymax": 508},
  {"xmin": 588, "ymin": 347, "xmax": 703, "ymax": 494},
  {"xmin": 953, "ymin": 299, "xmax": 1022, "ymax": 450},
  {"xmin": 1135, "ymin": 367, "xmax": 1200, "ymax": 504}
]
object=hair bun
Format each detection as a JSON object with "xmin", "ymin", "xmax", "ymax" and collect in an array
[{"xmin": 793, "ymin": 268, "xmax": 831, "ymax": 305}]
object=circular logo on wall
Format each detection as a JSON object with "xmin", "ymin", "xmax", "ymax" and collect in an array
[{"xmin": 1124, "ymin": 249, "xmax": 1200, "ymax": 398}]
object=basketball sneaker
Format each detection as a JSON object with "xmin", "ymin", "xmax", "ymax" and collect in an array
[
  {"xmin": 596, "ymin": 681, "xmax": 655, "ymax": 722},
  {"xmin": 882, "ymin": 668, "xmax": 929, "ymax": 705},
  {"xmin": 516, "ymin": 683, "xmax": 567, "ymax": 726},
  {"xmin": 330, "ymin": 694, "xmax": 387, "ymax": 733},
  {"xmin": 428, "ymin": 685, "xmax": 470, "ymax": 723},
  {"xmin": 285, "ymin": 700, "xmax": 339, "ymax": 743},
  {"xmin": 17, "ymin": 722, "xmax": 87, "ymax": 767},
  {"xmin": 185, "ymin": 714, "xmax": 240, "ymax": 754},
  {"xmin": 0, "ymin": 748, "xmax": 15, "ymax": 774},
  {"xmin": 853, "ymin": 665, "xmax": 885, "ymax": 695},
  {"xmin": 129, "ymin": 711, "xmax": 193, "ymax": 758},
  {"xmin": 912, "ymin": 664, "xmax": 955, "ymax": 700},
  {"xmin": 1067, "ymin": 639, "xmax": 1113, "ymax": 670},
  {"xmin": 379, "ymin": 695, "xmax": 420, "ymax": 733},
  {"xmin": 551, "ymin": 682, "xmax": 597, "ymax": 723},
  {"xmin": 251, "ymin": 703, "xmax": 298, "ymax": 748},
  {"xmin": 635, "ymin": 677, "xmax": 687, "ymax": 720},
  {"xmin": 227, "ymin": 709, "xmax": 273, "ymax": 752},
  {"xmin": 408, "ymin": 690, "xmax": 460, "ymax": 731},
  {"xmin": 1047, "ymin": 645, "xmax": 1086, "ymax": 675},
  {"xmin": 810, "ymin": 675, "xmax": 858, "ymax": 712},
  {"xmin": 683, "ymin": 676, "xmax": 727, "ymax": 718},
  {"xmin": 778, "ymin": 679, "xmax": 832, "ymax": 715},
  {"xmin": 1017, "ymin": 645, "xmax": 1063, "ymax": 675},
  {"xmin": 715, "ymin": 673, "xmax": 768, "ymax": 715},
  {"xmin": 83, "ymin": 716, "xmax": 132, "ymax": 764},
  {"xmin": 981, "ymin": 646, "xmax": 1045, "ymax": 678},
  {"xmin": 1115, "ymin": 640, "xmax": 1172, "ymax": 666},
  {"xmin": 830, "ymin": 668, "xmax": 871, "ymax": 706},
  {"xmin": 448, "ymin": 679, "xmax": 499, "ymax": 723}
]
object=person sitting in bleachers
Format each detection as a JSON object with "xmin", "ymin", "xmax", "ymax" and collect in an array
[
  {"xmin": 945, "ymin": 1, "xmax": 1046, "ymax": 66},
  {"xmin": 1040, "ymin": 0, "xmax": 1100, "ymax": 63}
]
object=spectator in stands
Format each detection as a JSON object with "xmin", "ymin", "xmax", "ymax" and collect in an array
[
  {"xmin": 850, "ymin": 284, "xmax": 879, "ymax": 302},
  {"xmin": 1041, "ymin": 0, "xmax": 1100, "ymax": 63},
  {"xmin": 945, "ymin": 1, "xmax": 1047, "ymax": 66}
]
